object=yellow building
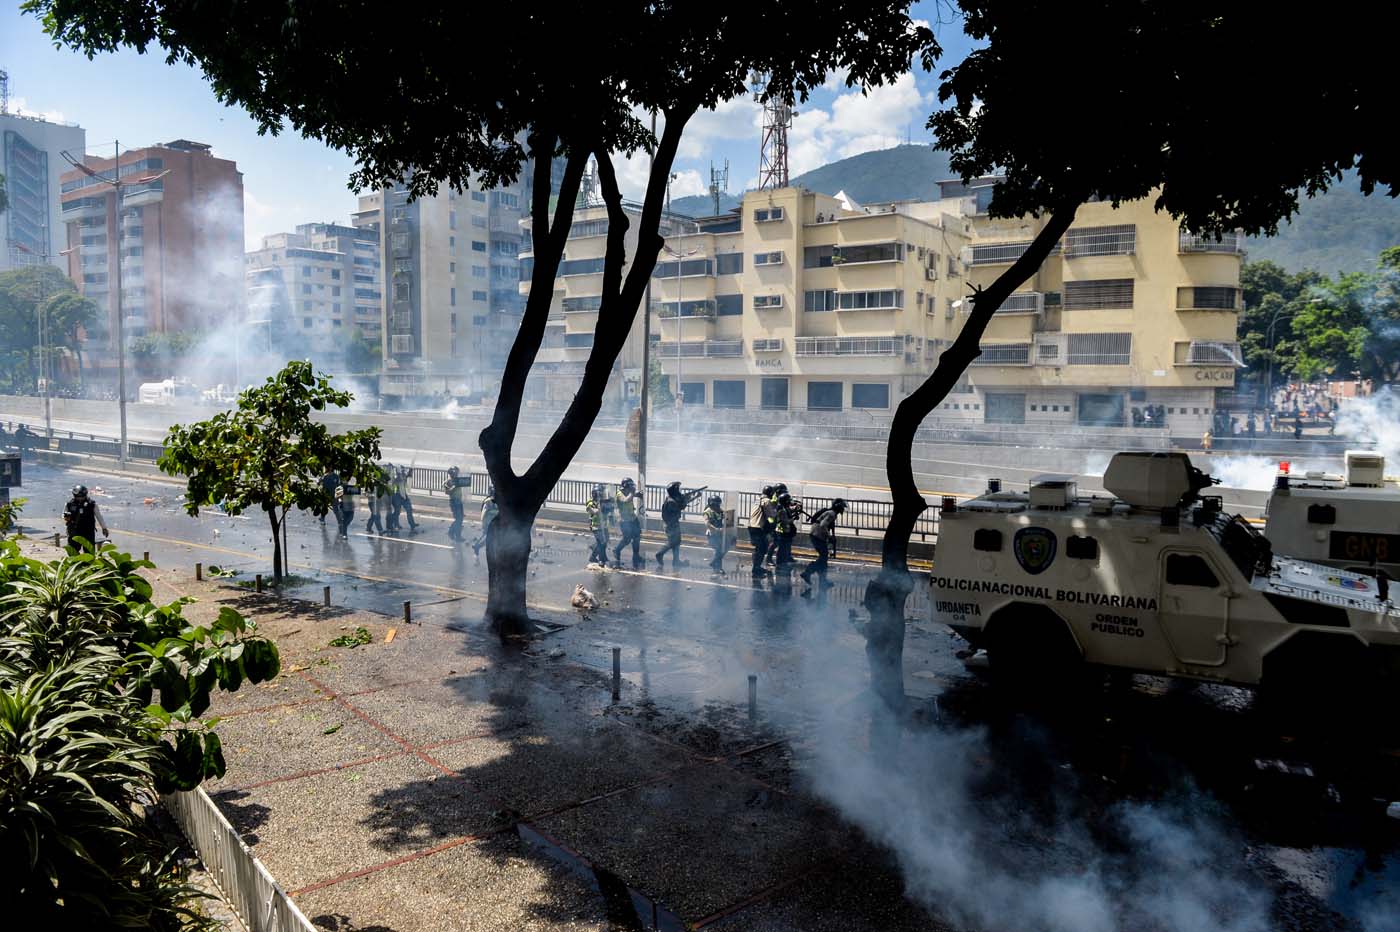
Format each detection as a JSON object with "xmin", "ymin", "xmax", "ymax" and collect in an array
[
  {"xmin": 930, "ymin": 178, "xmax": 1244, "ymax": 431},
  {"xmin": 651, "ymin": 187, "xmax": 969, "ymax": 412},
  {"xmin": 522, "ymin": 201, "xmax": 696, "ymax": 407}
]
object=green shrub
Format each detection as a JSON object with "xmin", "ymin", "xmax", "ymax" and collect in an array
[{"xmin": 0, "ymin": 539, "xmax": 279, "ymax": 927}]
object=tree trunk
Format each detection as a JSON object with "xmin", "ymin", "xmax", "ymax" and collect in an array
[
  {"xmin": 863, "ymin": 200, "xmax": 1081, "ymax": 713},
  {"xmin": 484, "ymin": 502, "xmax": 535, "ymax": 637},
  {"xmin": 269, "ymin": 509, "xmax": 282, "ymax": 585}
]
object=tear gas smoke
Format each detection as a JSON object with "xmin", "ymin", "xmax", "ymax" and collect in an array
[{"xmin": 1334, "ymin": 388, "xmax": 1400, "ymax": 470}]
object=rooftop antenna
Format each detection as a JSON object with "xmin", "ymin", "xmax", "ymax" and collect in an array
[
  {"xmin": 577, "ymin": 157, "xmax": 599, "ymax": 207},
  {"xmin": 0, "ymin": 70, "xmax": 9, "ymax": 115},
  {"xmin": 708, "ymin": 159, "xmax": 729, "ymax": 215},
  {"xmin": 753, "ymin": 72, "xmax": 792, "ymax": 190}
]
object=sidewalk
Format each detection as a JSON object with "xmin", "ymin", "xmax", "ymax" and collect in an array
[{"xmin": 18, "ymin": 538, "xmax": 946, "ymax": 931}]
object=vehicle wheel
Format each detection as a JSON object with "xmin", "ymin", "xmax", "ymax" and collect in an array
[{"xmin": 984, "ymin": 602, "xmax": 1083, "ymax": 694}]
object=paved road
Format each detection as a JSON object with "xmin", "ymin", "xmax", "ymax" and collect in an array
[{"xmin": 14, "ymin": 461, "xmax": 1400, "ymax": 929}]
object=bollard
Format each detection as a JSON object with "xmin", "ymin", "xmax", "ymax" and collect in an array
[
  {"xmin": 748, "ymin": 674, "xmax": 758, "ymax": 720},
  {"xmin": 403, "ymin": 600, "xmax": 412, "ymax": 625},
  {"xmin": 143, "ymin": 551, "xmax": 149, "ymax": 562},
  {"xmin": 255, "ymin": 574, "xmax": 263, "ymax": 593},
  {"xmin": 612, "ymin": 647, "xmax": 622, "ymax": 701},
  {"xmin": 54, "ymin": 532, "xmax": 61, "ymax": 548},
  {"xmin": 195, "ymin": 562, "xmax": 203, "ymax": 581},
  {"xmin": 323, "ymin": 585, "xmax": 331, "ymax": 606}
]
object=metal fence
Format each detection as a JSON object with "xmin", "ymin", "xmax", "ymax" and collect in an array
[
  {"xmin": 20, "ymin": 420, "xmax": 937, "ymax": 542},
  {"xmin": 164, "ymin": 787, "xmax": 316, "ymax": 932}
]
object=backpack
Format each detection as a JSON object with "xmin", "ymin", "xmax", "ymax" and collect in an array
[
  {"xmin": 661, "ymin": 498, "xmax": 682, "ymax": 526},
  {"xmin": 64, "ymin": 498, "xmax": 91, "ymax": 532},
  {"xmin": 809, "ymin": 508, "xmax": 835, "ymax": 540}
]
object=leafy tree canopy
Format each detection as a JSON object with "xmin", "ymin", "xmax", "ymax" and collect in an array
[
  {"xmin": 29, "ymin": 0, "xmax": 935, "ymax": 197},
  {"xmin": 934, "ymin": 1, "xmax": 1398, "ymax": 234},
  {"xmin": 157, "ymin": 360, "xmax": 382, "ymax": 580}
]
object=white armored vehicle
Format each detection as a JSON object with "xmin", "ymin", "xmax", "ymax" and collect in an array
[
  {"xmin": 1264, "ymin": 450, "xmax": 1400, "ymax": 577},
  {"xmin": 931, "ymin": 452, "xmax": 1400, "ymax": 699}
]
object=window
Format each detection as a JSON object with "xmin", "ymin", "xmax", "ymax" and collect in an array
[
  {"xmin": 303, "ymin": 317, "xmax": 312, "ymax": 327},
  {"xmin": 852, "ymin": 383, "xmax": 890, "ymax": 409},
  {"xmin": 713, "ymin": 381, "xmax": 746, "ymax": 409},
  {"xmin": 971, "ymin": 343, "xmax": 1032, "ymax": 366},
  {"xmin": 471, "ymin": 191, "xmax": 487, "ymax": 202},
  {"xmin": 804, "ymin": 245, "xmax": 834, "ymax": 268},
  {"xmin": 836, "ymin": 289, "xmax": 902, "ymax": 310},
  {"xmin": 761, "ymin": 377, "xmax": 789, "ymax": 410},
  {"xmin": 495, "ymin": 239, "xmax": 517, "ymax": 255},
  {"xmin": 560, "ymin": 257, "xmax": 606, "ymax": 277},
  {"xmin": 1064, "ymin": 224, "xmax": 1136, "ymax": 257},
  {"xmin": 808, "ymin": 381, "xmax": 843, "ymax": 411},
  {"xmin": 303, "ymin": 301, "xmax": 312, "ymax": 311},
  {"xmin": 333, "ymin": 303, "xmax": 341, "ymax": 314},
  {"xmin": 472, "ymin": 290, "xmax": 488, "ymax": 302},
  {"xmin": 393, "ymin": 279, "xmax": 411, "ymax": 301},
  {"xmin": 568, "ymin": 219, "xmax": 609, "ymax": 239},
  {"xmin": 472, "ymin": 215, "xmax": 487, "ymax": 229},
  {"xmin": 332, "ymin": 320, "xmax": 342, "ymax": 328},
  {"xmin": 715, "ymin": 294, "xmax": 743, "ymax": 316},
  {"xmin": 1177, "ymin": 286, "xmax": 1241, "ymax": 310},
  {"xmin": 303, "ymin": 265, "xmax": 312, "ymax": 276},
  {"xmin": 1066, "ymin": 536, "xmax": 1099, "ymax": 560},
  {"xmin": 473, "ymin": 315, "xmax": 487, "ymax": 326},
  {"xmin": 450, "ymin": 287, "xmax": 457, "ymax": 307},
  {"xmin": 471, "ymin": 265, "xmax": 487, "ymax": 279},
  {"xmin": 471, "ymin": 240, "xmax": 486, "ymax": 252},
  {"xmin": 836, "ymin": 242, "xmax": 902, "ymax": 264},
  {"xmin": 449, "ymin": 211, "xmax": 457, "ymax": 230},
  {"xmin": 804, "ymin": 289, "xmax": 836, "ymax": 312},
  {"xmin": 753, "ymin": 294, "xmax": 784, "ymax": 309},
  {"xmin": 394, "ymin": 258, "xmax": 413, "ymax": 274},
  {"xmin": 1067, "ymin": 333, "xmax": 1132, "ymax": 365},
  {"xmin": 331, "ymin": 269, "xmax": 341, "ymax": 280},
  {"xmin": 716, "ymin": 252, "xmax": 743, "ymax": 275},
  {"xmin": 1063, "ymin": 279, "xmax": 1134, "ymax": 310},
  {"xmin": 449, "ymin": 236, "xmax": 455, "ymax": 250},
  {"xmin": 494, "ymin": 192, "xmax": 520, "ymax": 208},
  {"xmin": 449, "ymin": 262, "xmax": 456, "ymax": 273},
  {"xmin": 753, "ymin": 206, "xmax": 784, "ymax": 222},
  {"xmin": 1078, "ymin": 393, "xmax": 1126, "ymax": 426},
  {"xmin": 302, "ymin": 284, "xmax": 312, "ymax": 294},
  {"xmin": 973, "ymin": 529, "xmax": 1003, "ymax": 552},
  {"xmin": 754, "ymin": 251, "xmax": 784, "ymax": 266},
  {"xmin": 680, "ymin": 382, "xmax": 705, "ymax": 405},
  {"xmin": 652, "ymin": 258, "xmax": 713, "ymax": 278},
  {"xmin": 564, "ymin": 332, "xmax": 594, "ymax": 348},
  {"xmin": 1165, "ymin": 553, "xmax": 1220, "ymax": 588}
]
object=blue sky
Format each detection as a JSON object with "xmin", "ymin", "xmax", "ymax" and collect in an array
[{"xmin": 1, "ymin": 2, "xmax": 974, "ymax": 249}]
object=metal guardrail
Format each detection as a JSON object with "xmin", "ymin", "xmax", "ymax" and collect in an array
[
  {"xmin": 18, "ymin": 420, "xmax": 936, "ymax": 542},
  {"xmin": 164, "ymin": 787, "xmax": 317, "ymax": 932}
]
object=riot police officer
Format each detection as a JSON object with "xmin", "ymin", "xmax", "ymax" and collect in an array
[
  {"xmin": 585, "ymin": 484, "xmax": 610, "ymax": 566},
  {"xmin": 703, "ymin": 494, "xmax": 726, "ymax": 571},
  {"xmin": 63, "ymin": 485, "xmax": 109, "ymax": 551},
  {"xmin": 444, "ymin": 466, "xmax": 468, "ymax": 541},
  {"xmin": 800, "ymin": 498, "xmax": 846, "ymax": 587},
  {"xmin": 395, "ymin": 465, "xmax": 419, "ymax": 532},
  {"xmin": 656, "ymin": 481, "xmax": 702, "ymax": 568},
  {"xmin": 472, "ymin": 485, "xmax": 498, "ymax": 558},
  {"xmin": 612, "ymin": 477, "xmax": 644, "ymax": 568},
  {"xmin": 749, "ymin": 485, "xmax": 774, "ymax": 577},
  {"xmin": 319, "ymin": 469, "xmax": 340, "ymax": 525}
]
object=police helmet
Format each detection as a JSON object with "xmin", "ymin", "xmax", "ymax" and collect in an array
[
  {"xmin": 448, "ymin": 465, "xmax": 459, "ymax": 476},
  {"xmin": 486, "ymin": 485, "xmax": 495, "ymax": 498},
  {"xmin": 72, "ymin": 484, "xmax": 88, "ymax": 499},
  {"xmin": 707, "ymin": 494, "xmax": 722, "ymax": 507},
  {"xmin": 593, "ymin": 484, "xmax": 605, "ymax": 495},
  {"xmin": 832, "ymin": 498, "xmax": 847, "ymax": 512},
  {"xmin": 667, "ymin": 480, "xmax": 682, "ymax": 493},
  {"xmin": 761, "ymin": 485, "xmax": 774, "ymax": 497},
  {"xmin": 620, "ymin": 477, "xmax": 635, "ymax": 491},
  {"xmin": 777, "ymin": 491, "xmax": 791, "ymax": 504},
  {"xmin": 775, "ymin": 483, "xmax": 789, "ymax": 495}
]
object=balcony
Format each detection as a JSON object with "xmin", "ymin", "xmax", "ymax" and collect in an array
[
  {"xmin": 752, "ymin": 338, "xmax": 784, "ymax": 353},
  {"xmin": 1179, "ymin": 231, "xmax": 1246, "ymax": 256},
  {"xmin": 1174, "ymin": 341, "xmax": 1242, "ymax": 366},
  {"xmin": 967, "ymin": 291, "xmax": 1045, "ymax": 315},
  {"xmin": 1062, "ymin": 224, "xmax": 1135, "ymax": 258},
  {"xmin": 655, "ymin": 340, "xmax": 743, "ymax": 358},
  {"xmin": 793, "ymin": 336, "xmax": 899, "ymax": 357},
  {"xmin": 1176, "ymin": 286, "xmax": 1242, "ymax": 311},
  {"xmin": 656, "ymin": 301, "xmax": 716, "ymax": 319},
  {"xmin": 969, "ymin": 343, "xmax": 1033, "ymax": 366}
]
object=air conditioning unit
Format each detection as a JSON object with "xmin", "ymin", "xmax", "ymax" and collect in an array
[
  {"xmin": 1345, "ymin": 450, "xmax": 1386, "ymax": 487},
  {"xmin": 390, "ymin": 334, "xmax": 415, "ymax": 354},
  {"xmin": 925, "ymin": 268, "xmax": 937, "ymax": 281}
]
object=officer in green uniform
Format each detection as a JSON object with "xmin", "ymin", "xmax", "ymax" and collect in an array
[
  {"xmin": 703, "ymin": 494, "xmax": 726, "ymax": 571},
  {"xmin": 612, "ymin": 477, "xmax": 644, "ymax": 568},
  {"xmin": 443, "ymin": 466, "xmax": 468, "ymax": 541},
  {"xmin": 586, "ymin": 484, "xmax": 609, "ymax": 566},
  {"xmin": 472, "ymin": 486, "xmax": 498, "ymax": 558}
]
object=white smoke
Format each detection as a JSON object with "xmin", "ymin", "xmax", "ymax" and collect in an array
[
  {"xmin": 1204, "ymin": 455, "xmax": 1280, "ymax": 492},
  {"xmin": 1334, "ymin": 388, "xmax": 1400, "ymax": 471}
]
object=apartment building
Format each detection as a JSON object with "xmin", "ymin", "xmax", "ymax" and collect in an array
[
  {"xmin": 649, "ymin": 187, "xmax": 970, "ymax": 413},
  {"xmin": 521, "ymin": 200, "xmax": 698, "ymax": 407},
  {"xmin": 929, "ymin": 177, "xmax": 1244, "ymax": 432},
  {"xmin": 243, "ymin": 221, "xmax": 380, "ymax": 358},
  {"xmin": 1, "ymin": 109, "xmax": 86, "ymax": 271},
  {"xmin": 377, "ymin": 179, "xmax": 527, "ymax": 402},
  {"xmin": 60, "ymin": 140, "xmax": 244, "ymax": 346}
]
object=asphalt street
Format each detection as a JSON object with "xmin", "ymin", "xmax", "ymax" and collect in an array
[{"xmin": 13, "ymin": 460, "xmax": 1400, "ymax": 929}]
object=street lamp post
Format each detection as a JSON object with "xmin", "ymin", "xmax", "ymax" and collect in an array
[
  {"xmin": 1265, "ymin": 302, "xmax": 1313, "ymax": 411},
  {"xmin": 62, "ymin": 142, "xmax": 170, "ymax": 468},
  {"xmin": 13, "ymin": 242, "xmax": 76, "ymax": 441},
  {"xmin": 661, "ymin": 243, "xmax": 700, "ymax": 434}
]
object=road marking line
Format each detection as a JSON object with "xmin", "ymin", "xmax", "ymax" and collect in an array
[{"xmin": 353, "ymin": 532, "xmax": 454, "ymax": 550}]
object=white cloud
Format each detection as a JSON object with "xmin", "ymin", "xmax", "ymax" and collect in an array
[
  {"xmin": 242, "ymin": 190, "xmax": 310, "ymax": 251},
  {"xmin": 8, "ymin": 97, "xmax": 67, "ymax": 124},
  {"xmin": 677, "ymin": 96, "xmax": 762, "ymax": 160},
  {"xmin": 829, "ymin": 72, "xmax": 929, "ymax": 139},
  {"xmin": 839, "ymin": 133, "xmax": 905, "ymax": 160}
]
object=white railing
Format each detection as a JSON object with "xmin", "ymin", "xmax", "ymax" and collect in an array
[
  {"xmin": 1179, "ymin": 230, "xmax": 1247, "ymax": 255},
  {"xmin": 970, "ymin": 343, "xmax": 1033, "ymax": 366},
  {"xmin": 793, "ymin": 336, "xmax": 899, "ymax": 357},
  {"xmin": 969, "ymin": 291, "xmax": 1044, "ymax": 315},
  {"xmin": 164, "ymin": 788, "xmax": 317, "ymax": 932},
  {"xmin": 1063, "ymin": 224, "xmax": 1136, "ymax": 258}
]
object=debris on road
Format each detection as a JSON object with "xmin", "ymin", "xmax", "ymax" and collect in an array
[{"xmin": 571, "ymin": 584, "xmax": 599, "ymax": 610}]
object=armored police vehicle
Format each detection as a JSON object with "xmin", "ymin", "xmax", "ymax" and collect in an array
[
  {"xmin": 930, "ymin": 452, "xmax": 1400, "ymax": 699},
  {"xmin": 1263, "ymin": 450, "xmax": 1400, "ymax": 577}
]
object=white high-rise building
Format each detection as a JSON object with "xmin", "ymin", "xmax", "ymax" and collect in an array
[{"xmin": 1, "ymin": 108, "xmax": 86, "ymax": 271}]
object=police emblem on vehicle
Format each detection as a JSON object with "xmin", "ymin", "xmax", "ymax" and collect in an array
[{"xmin": 1013, "ymin": 527, "xmax": 1057, "ymax": 575}]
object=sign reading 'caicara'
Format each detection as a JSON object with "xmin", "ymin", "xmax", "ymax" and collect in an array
[{"xmin": 930, "ymin": 577, "xmax": 1159, "ymax": 612}]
